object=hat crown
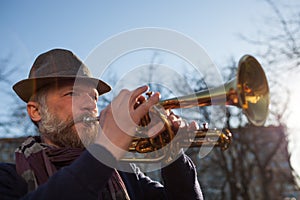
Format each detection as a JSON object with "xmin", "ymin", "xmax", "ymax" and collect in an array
[{"xmin": 29, "ymin": 49, "xmax": 92, "ymax": 79}]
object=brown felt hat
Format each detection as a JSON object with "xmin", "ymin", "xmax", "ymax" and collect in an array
[{"xmin": 13, "ymin": 48, "xmax": 111, "ymax": 102}]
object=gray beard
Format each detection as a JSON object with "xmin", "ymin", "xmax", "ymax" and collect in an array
[{"xmin": 38, "ymin": 107, "xmax": 98, "ymax": 148}]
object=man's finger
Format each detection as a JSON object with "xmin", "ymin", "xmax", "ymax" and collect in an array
[
  {"xmin": 130, "ymin": 85, "xmax": 149, "ymax": 105},
  {"xmin": 134, "ymin": 92, "xmax": 160, "ymax": 120}
]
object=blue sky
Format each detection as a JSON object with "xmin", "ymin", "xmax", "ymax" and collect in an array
[
  {"xmin": 1, "ymin": 0, "xmax": 300, "ymax": 176},
  {"xmin": 1, "ymin": 0, "xmax": 274, "ymax": 79}
]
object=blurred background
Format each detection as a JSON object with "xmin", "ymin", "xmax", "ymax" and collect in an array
[{"xmin": 1, "ymin": 0, "xmax": 300, "ymax": 199}]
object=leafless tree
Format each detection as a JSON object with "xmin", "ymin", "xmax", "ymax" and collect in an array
[
  {"xmin": 240, "ymin": 0, "xmax": 300, "ymax": 71},
  {"xmin": 0, "ymin": 54, "xmax": 35, "ymax": 137},
  {"xmin": 192, "ymin": 1, "xmax": 300, "ymax": 198}
]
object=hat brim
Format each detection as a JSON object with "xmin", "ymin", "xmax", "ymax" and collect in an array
[{"xmin": 13, "ymin": 76, "xmax": 111, "ymax": 102}]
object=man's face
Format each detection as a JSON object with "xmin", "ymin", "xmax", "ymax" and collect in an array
[{"xmin": 38, "ymin": 80, "xmax": 100, "ymax": 148}]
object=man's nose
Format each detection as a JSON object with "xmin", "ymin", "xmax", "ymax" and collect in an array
[{"xmin": 81, "ymin": 93, "xmax": 97, "ymax": 111}]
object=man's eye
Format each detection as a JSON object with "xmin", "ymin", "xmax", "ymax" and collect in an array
[{"xmin": 65, "ymin": 92, "xmax": 78, "ymax": 96}]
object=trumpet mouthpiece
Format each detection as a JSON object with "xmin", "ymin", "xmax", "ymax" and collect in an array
[{"xmin": 83, "ymin": 116, "xmax": 100, "ymax": 123}]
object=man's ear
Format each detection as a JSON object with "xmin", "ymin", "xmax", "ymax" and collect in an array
[{"xmin": 27, "ymin": 101, "xmax": 42, "ymax": 122}]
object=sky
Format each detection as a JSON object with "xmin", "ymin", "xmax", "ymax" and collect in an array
[
  {"xmin": 1, "ymin": 0, "xmax": 275, "ymax": 72},
  {"xmin": 1, "ymin": 0, "xmax": 300, "ymax": 177}
]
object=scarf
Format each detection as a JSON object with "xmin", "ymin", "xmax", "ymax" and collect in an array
[{"xmin": 15, "ymin": 136, "xmax": 130, "ymax": 200}]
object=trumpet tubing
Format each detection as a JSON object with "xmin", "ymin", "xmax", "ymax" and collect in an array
[{"xmin": 128, "ymin": 126, "xmax": 233, "ymax": 153}]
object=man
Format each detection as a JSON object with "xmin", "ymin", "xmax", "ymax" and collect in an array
[{"xmin": 0, "ymin": 49, "xmax": 203, "ymax": 199}]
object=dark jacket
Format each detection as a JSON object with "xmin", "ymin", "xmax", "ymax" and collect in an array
[{"xmin": 0, "ymin": 145, "xmax": 203, "ymax": 200}]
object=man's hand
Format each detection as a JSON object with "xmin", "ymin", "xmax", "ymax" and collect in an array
[{"xmin": 94, "ymin": 85, "xmax": 160, "ymax": 160}]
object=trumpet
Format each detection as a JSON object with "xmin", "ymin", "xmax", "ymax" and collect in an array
[{"xmin": 84, "ymin": 55, "xmax": 269, "ymax": 162}]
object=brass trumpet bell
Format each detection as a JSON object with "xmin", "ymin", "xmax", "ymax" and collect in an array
[{"xmin": 160, "ymin": 55, "xmax": 269, "ymax": 126}]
